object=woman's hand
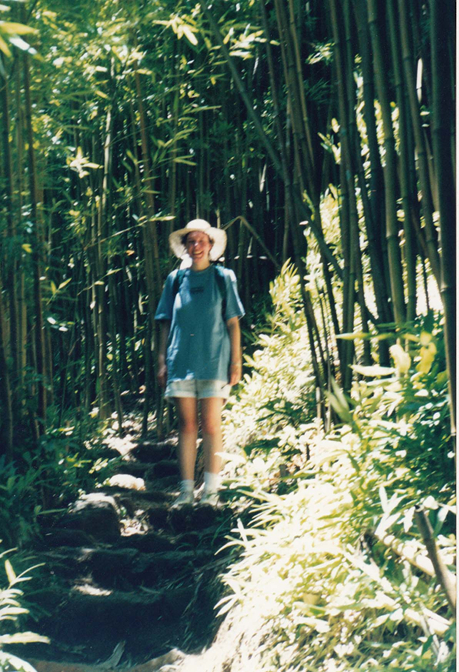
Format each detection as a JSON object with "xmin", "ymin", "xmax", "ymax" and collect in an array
[
  {"xmin": 229, "ymin": 361, "xmax": 242, "ymax": 386},
  {"xmin": 157, "ymin": 362, "xmax": 168, "ymax": 388}
]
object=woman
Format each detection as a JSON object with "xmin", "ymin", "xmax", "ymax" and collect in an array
[{"xmin": 155, "ymin": 219, "xmax": 245, "ymax": 506}]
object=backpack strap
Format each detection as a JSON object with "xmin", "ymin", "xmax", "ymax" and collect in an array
[
  {"xmin": 213, "ymin": 265, "xmax": 227, "ymax": 318},
  {"xmin": 172, "ymin": 269, "xmax": 186, "ymax": 299}
]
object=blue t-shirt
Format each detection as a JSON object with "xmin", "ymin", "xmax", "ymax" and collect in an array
[{"xmin": 155, "ymin": 265, "xmax": 245, "ymax": 382}]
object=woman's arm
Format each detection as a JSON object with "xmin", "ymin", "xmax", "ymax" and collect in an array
[
  {"xmin": 226, "ymin": 317, "xmax": 242, "ymax": 386},
  {"xmin": 157, "ymin": 320, "xmax": 171, "ymax": 387}
]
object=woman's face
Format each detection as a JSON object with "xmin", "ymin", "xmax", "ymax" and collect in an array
[{"xmin": 185, "ymin": 231, "xmax": 213, "ymax": 262}]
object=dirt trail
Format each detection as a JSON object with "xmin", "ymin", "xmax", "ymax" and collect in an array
[{"xmin": 12, "ymin": 434, "xmax": 238, "ymax": 672}]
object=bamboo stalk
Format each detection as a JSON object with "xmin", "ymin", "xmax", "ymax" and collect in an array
[
  {"xmin": 287, "ymin": 0, "xmax": 314, "ymax": 166},
  {"xmin": 22, "ymin": 24, "xmax": 47, "ymax": 432},
  {"xmin": 414, "ymin": 506, "xmax": 456, "ymax": 614},
  {"xmin": 353, "ymin": 0, "xmax": 391, "ymax": 329},
  {"xmin": 223, "ymin": 216, "xmax": 279, "ymax": 270},
  {"xmin": 202, "ymin": 0, "xmax": 342, "ymax": 278},
  {"xmin": 430, "ymin": 0, "xmax": 456, "ymax": 435},
  {"xmin": 397, "ymin": 0, "xmax": 440, "ymax": 285},
  {"xmin": 0, "ymin": 57, "xmax": 19, "ymax": 391},
  {"xmin": 367, "ymin": 0, "xmax": 406, "ymax": 326},
  {"xmin": 0, "ymin": 271, "xmax": 13, "ymax": 458},
  {"xmin": 14, "ymin": 64, "xmax": 27, "ymax": 388},
  {"xmin": 386, "ymin": 0, "xmax": 417, "ymax": 322}
]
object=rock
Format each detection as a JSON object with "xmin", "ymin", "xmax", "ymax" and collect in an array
[
  {"xmin": 107, "ymin": 474, "xmax": 146, "ymax": 490},
  {"xmin": 34, "ymin": 591, "xmax": 173, "ymax": 661},
  {"xmin": 59, "ymin": 493, "xmax": 120, "ymax": 542},
  {"xmin": 131, "ymin": 440, "xmax": 176, "ymax": 463}
]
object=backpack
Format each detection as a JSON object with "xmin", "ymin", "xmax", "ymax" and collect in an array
[{"xmin": 171, "ymin": 264, "xmax": 227, "ymax": 318}]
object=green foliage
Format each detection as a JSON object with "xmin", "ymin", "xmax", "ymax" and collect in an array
[
  {"xmin": 224, "ymin": 262, "xmax": 316, "ymax": 494},
  {"xmin": 220, "ymin": 267, "xmax": 455, "ymax": 671},
  {"xmin": 0, "ymin": 423, "xmax": 121, "ymax": 547},
  {"xmin": 0, "ymin": 550, "xmax": 49, "ymax": 672}
]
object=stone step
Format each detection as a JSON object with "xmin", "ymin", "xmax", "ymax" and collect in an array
[
  {"xmin": 22, "ymin": 583, "xmax": 209, "ymax": 664},
  {"xmin": 131, "ymin": 439, "xmax": 177, "ymax": 464},
  {"xmin": 144, "ymin": 474, "xmax": 178, "ymax": 491},
  {"xmin": 149, "ymin": 459, "xmax": 180, "ymax": 479},
  {"xmin": 36, "ymin": 546, "xmax": 217, "ymax": 590},
  {"xmin": 118, "ymin": 531, "xmax": 175, "ymax": 553}
]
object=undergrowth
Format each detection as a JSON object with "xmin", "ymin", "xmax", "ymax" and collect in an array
[
  {"xmin": 0, "ymin": 419, "xmax": 122, "ymax": 548},
  {"xmin": 220, "ymin": 264, "xmax": 455, "ymax": 672},
  {"xmin": 0, "ymin": 550, "xmax": 48, "ymax": 672}
]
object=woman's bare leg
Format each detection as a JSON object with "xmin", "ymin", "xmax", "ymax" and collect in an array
[
  {"xmin": 200, "ymin": 397, "xmax": 224, "ymax": 474},
  {"xmin": 175, "ymin": 397, "xmax": 199, "ymax": 481}
]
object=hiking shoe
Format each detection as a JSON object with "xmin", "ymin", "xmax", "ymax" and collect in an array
[
  {"xmin": 199, "ymin": 491, "xmax": 220, "ymax": 507},
  {"xmin": 171, "ymin": 490, "xmax": 194, "ymax": 508}
]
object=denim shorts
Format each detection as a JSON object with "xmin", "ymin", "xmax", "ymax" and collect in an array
[{"xmin": 165, "ymin": 379, "xmax": 231, "ymax": 400}]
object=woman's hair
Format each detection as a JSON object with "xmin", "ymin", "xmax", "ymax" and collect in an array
[{"xmin": 181, "ymin": 232, "xmax": 214, "ymax": 246}]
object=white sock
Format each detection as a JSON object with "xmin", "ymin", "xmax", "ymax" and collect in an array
[
  {"xmin": 204, "ymin": 471, "xmax": 219, "ymax": 494},
  {"xmin": 181, "ymin": 479, "xmax": 194, "ymax": 493}
]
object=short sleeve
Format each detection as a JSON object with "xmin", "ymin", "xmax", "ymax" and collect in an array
[
  {"xmin": 154, "ymin": 271, "xmax": 177, "ymax": 321},
  {"xmin": 223, "ymin": 268, "xmax": 245, "ymax": 321}
]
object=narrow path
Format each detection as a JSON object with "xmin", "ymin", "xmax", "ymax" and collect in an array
[{"xmin": 13, "ymin": 435, "xmax": 238, "ymax": 671}]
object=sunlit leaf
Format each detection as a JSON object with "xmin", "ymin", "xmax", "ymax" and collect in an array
[
  {"xmin": 0, "ymin": 632, "xmax": 50, "ymax": 644},
  {"xmin": 4, "ymin": 559, "xmax": 16, "ymax": 584},
  {"xmin": 351, "ymin": 364, "xmax": 395, "ymax": 377},
  {"xmin": 180, "ymin": 24, "xmax": 197, "ymax": 46},
  {"xmin": 336, "ymin": 331, "xmax": 369, "ymax": 340}
]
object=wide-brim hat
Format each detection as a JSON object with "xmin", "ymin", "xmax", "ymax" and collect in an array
[{"xmin": 169, "ymin": 219, "xmax": 227, "ymax": 261}]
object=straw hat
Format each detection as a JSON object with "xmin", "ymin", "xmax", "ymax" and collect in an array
[{"xmin": 169, "ymin": 219, "xmax": 227, "ymax": 261}]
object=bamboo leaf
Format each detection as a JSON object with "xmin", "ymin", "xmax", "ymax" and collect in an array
[
  {"xmin": 337, "ymin": 331, "xmax": 369, "ymax": 340},
  {"xmin": 173, "ymin": 157, "xmax": 197, "ymax": 166},
  {"xmin": 5, "ymin": 559, "xmax": 16, "ymax": 584},
  {"xmin": 0, "ymin": 632, "xmax": 50, "ymax": 644},
  {"xmin": 180, "ymin": 25, "xmax": 198, "ymax": 46},
  {"xmin": 58, "ymin": 278, "xmax": 71, "ymax": 291},
  {"xmin": 0, "ymin": 33, "xmax": 11, "ymax": 56},
  {"xmin": 0, "ymin": 21, "xmax": 37, "ymax": 35},
  {"xmin": 351, "ymin": 364, "xmax": 395, "ymax": 377},
  {"xmin": 7, "ymin": 35, "xmax": 36, "ymax": 54}
]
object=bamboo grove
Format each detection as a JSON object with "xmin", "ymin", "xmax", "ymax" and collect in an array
[{"xmin": 0, "ymin": 0, "xmax": 455, "ymax": 457}]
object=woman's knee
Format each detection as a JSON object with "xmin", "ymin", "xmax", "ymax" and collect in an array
[
  {"xmin": 175, "ymin": 398, "xmax": 198, "ymax": 434},
  {"xmin": 200, "ymin": 398, "xmax": 223, "ymax": 435},
  {"xmin": 178, "ymin": 416, "xmax": 198, "ymax": 434},
  {"xmin": 201, "ymin": 413, "xmax": 222, "ymax": 436}
]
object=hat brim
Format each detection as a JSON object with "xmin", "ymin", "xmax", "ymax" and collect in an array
[{"xmin": 169, "ymin": 226, "xmax": 227, "ymax": 261}]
